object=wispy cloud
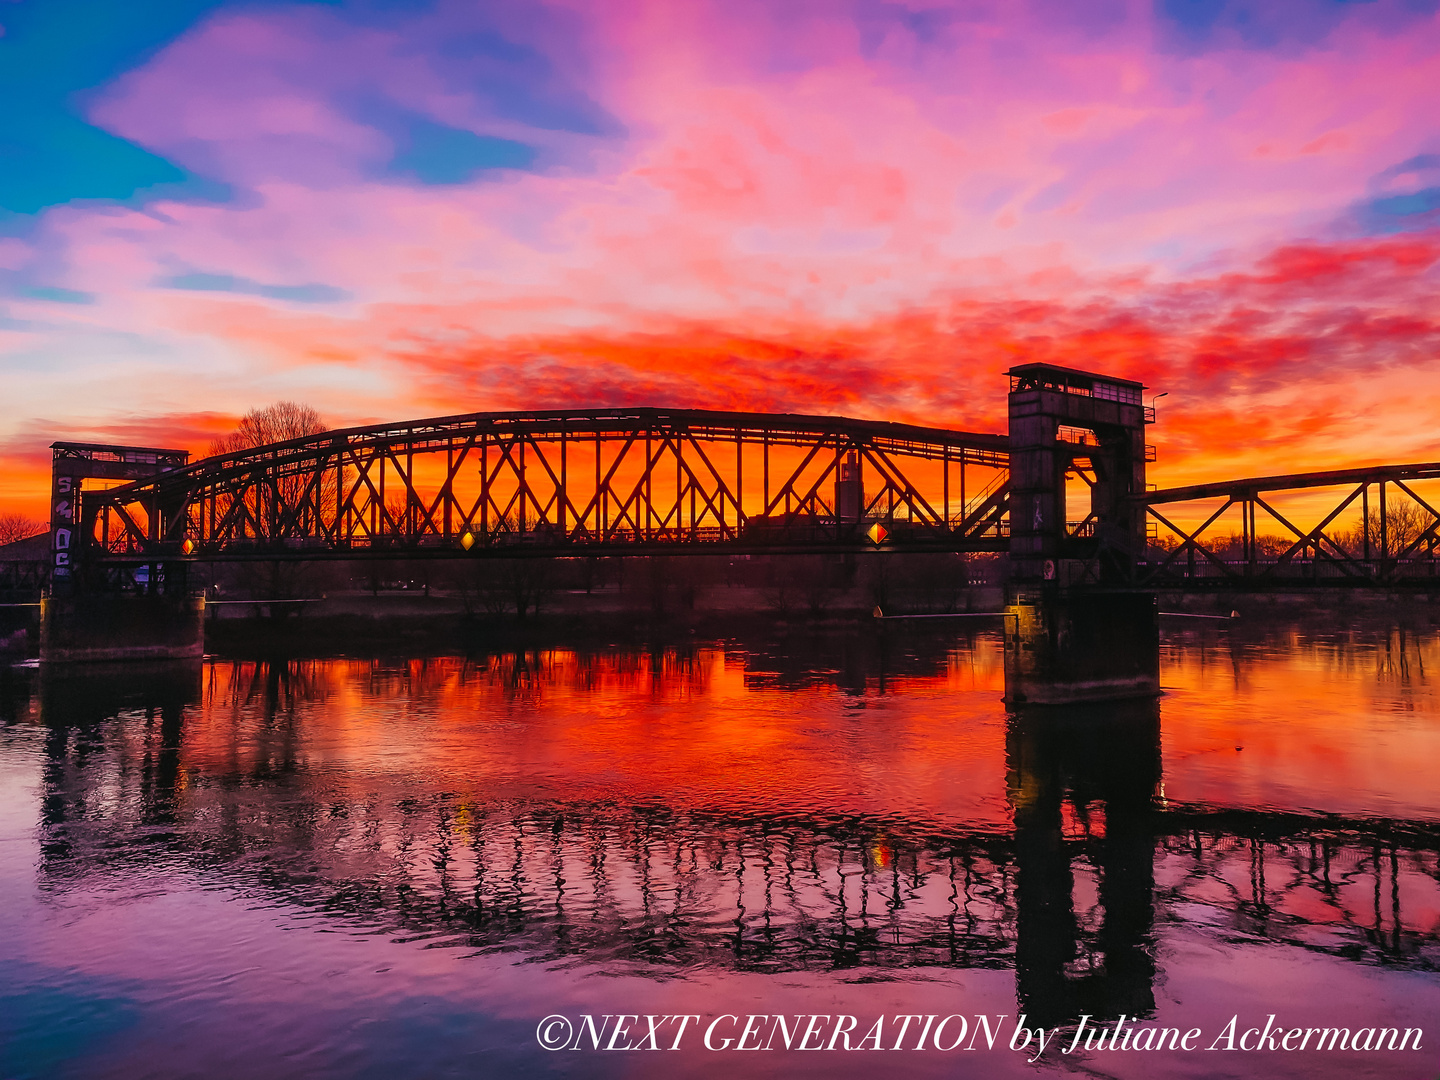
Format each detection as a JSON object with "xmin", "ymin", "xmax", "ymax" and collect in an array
[{"xmin": 3, "ymin": 0, "xmax": 1440, "ymax": 517}]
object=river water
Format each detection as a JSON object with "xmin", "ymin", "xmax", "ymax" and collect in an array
[{"xmin": 1, "ymin": 623, "xmax": 1437, "ymax": 1079}]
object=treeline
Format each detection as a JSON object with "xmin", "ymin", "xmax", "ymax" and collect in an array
[{"xmin": 1148, "ymin": 506, "xmax": 1434, "ymax": 560}]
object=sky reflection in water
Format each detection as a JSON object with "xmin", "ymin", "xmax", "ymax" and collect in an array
[{"xmin": 1, "ymin": 625, "xmax": 1438, "ymax": 1079}]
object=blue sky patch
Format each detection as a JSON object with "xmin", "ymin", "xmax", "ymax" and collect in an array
[
  {"xmin": 12, "ymin": 285, "xmax": 97, "ymax": 305},
  {"xmin": 0, "ymin": 115, "xmax": 199, "ymax": 215},
  {"xmin": 1351, "ymin": 152, "xmax": 1440, "ymax": 234},
  {"xmin": 1156, "ymin": 0, "xmax": 1439, "ymax": 52},
  {"xmin": 0, "ymin": 0, "xmax": 235, "ymax": 213},
  {"xmin": 0, "ymin": 0, "xmax": 608, "ymax": 213},
  {"xmin": 1353, "ymin": 187, "xmax": 1440, "ymax": 234},
  {"xmin": 381, "ymin": 114, "xmax": 535, "ymax": 185},
  {"xmin": 161, "ymin": 271, "xmax": 351, "ymax": 303}
]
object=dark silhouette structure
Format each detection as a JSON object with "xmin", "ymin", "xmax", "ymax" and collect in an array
[
  {"xmin": 39, "ymin": 366, "xmax": 1438, "ymax": 590},
  {"xmin": 69, "ymin": 408, "xmax": 1009, "ymax": 573},
  {"xmin": 48, "ymin": 442, "xmax": 188, "ymax": 586},
  {"xmin": 30, "ymin": 365, "xmax": 1440, "ymax": 670},
  {"xmin": 1006, "ymin": 364, "xmax": 1152, "ymax": 585}
]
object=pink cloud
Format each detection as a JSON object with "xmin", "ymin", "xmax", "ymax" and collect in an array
[{"xmin": 4, "ymin": 0, "xmax": 1440, "ymax": 519}]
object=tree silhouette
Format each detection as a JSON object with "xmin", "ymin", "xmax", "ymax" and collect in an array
[
  {"xmin": 209, "ymin": 401, "xmax": 325, "ymax": 456},
  {"xmin": 0, "ymin": 514, "xmax": 44, "ymax": 547},
  {"xmin": 210, "ymin": 402, "xmax": 330, "ymax": 601}
]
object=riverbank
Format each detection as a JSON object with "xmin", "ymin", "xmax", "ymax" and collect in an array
[
  {"xmin": 203, "ymin": 584, "xmax": 1009, "ymax": 657},
  {"xmin": 10, "ymin": 583, "xmax": 1439, "ymax": 662},
  {"xmin": 197, "ymin": 584, "xmax": 1440, "ymax": 658}
]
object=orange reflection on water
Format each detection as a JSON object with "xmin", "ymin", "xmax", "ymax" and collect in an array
[
  {"xmin": 1159, "ymin": 628, "xmax": 1440, "ymax": 819},
  {"xmin": 10, "ymin": 625, "xmax": 1440, "ymax": 1080},
  {"xmin": 187, "ymin": 641, "xmax": 1012, "ymax": 829},
  {"xmin": 171, "ymin": 626, "xmax": 1440, "ymax": 828}
]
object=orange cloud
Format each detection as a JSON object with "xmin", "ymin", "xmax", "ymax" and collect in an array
[{"xmin": 6, "ymin": 231, "xmax": 1436, "ymax": 525}]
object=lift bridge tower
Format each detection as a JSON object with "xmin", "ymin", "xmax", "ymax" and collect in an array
[{"xmin": 1004, "ymin": 364, "xmax": 1159, "ymax": 704}]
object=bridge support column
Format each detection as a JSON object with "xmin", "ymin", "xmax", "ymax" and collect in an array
[
  {"xmin": 1003, "ymin": 588, "xmax": 1159, "ymax": 704},
  {"xmin": 1002, "ymin": 363, "xmax": 1159, "ymax": 703},
  {"xmin": 40, "ymin": 593, "xmax": 205, "ymax": 664}
]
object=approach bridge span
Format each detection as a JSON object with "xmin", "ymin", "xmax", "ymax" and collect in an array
[{"xmin": 1137, "ymin": 461, "xmax": 1440, "ymax": 590}]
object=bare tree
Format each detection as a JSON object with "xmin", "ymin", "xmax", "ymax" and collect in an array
[
  {"xmin": 211, "ymin": 402, "xmax": 330, "ymax": 600},
  {"xmin": 0, "ymin": 514, "xmax": 44, "ymax": 547},
  {"xmin": 210, "ymin": 401, "xmax": 331, "ymax": 521},
  {"xmin": 210, "ymin": 401, "xmax": 326, "ymax": 456},
  {"xmin": 450, "ymin": 558, "xmax": 556, "ymax": 620},
  {"xmin": 1337, "ymin": 504, "xmax": 1431, "ymax": 559}
]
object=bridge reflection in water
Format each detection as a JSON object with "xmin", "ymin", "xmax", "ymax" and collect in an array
[{"xmin": 20, "ymin": 644, "xmax": 1440, "ymax": 1032}]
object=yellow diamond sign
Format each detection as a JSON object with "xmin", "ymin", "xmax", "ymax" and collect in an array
[
  {"xmin": 460, "ymin": 531, "xmax": 476, "ymax": 550},
  {"xmin": 867, "ymin": 522, "xmax": 888, "ymax": 545}
]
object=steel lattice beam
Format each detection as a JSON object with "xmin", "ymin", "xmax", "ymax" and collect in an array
[
  {"xmin": 1137, "ymin": 462, "xmax": 1440, "ymax": 588},
  {"xmin": 85, "ymin": 407, "xmax": 1011, "ymax": 563}
]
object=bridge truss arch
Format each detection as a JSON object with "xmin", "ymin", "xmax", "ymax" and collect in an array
[{"xmin": 84, "ymin": 408, "xmax": 1011, "ymax": 564}]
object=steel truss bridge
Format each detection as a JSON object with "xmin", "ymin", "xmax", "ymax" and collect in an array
[
  {"xmin": 61, "ymin": 400, "xmax": 1440, "ymax": 590},
  {"xmin": 1135, "ymin": 462, "xmax": 1440, "ymax": 590},
  {"xmin": 83, "ymin": 408, "xmax": 1011, "ymax": 563}
]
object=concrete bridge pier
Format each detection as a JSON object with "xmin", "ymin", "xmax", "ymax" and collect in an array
[
  {"xmin": 1003, "ymin": 588, "xmax": 1159, "ymax": 704},
  {"xmin": 40, "ymin": 593, "xmax": 205, "ymax": 664},
  {"xmin": 1003, "ymin": 363, "xmax": 1160, "ymax": 703}
]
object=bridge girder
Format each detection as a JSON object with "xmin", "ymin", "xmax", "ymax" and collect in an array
[{"xmin": 83, "ymin": 407, "xmax": 1012, "ymax": 563}]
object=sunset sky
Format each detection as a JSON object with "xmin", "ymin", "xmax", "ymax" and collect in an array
[{"xmin": 2, "ymin": 0, "xmax": 1439, "ymax": 517}]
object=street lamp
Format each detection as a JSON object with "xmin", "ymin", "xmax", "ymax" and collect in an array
[{"xmin": 1150, "ymin": 391, "xmax": 1169, "ymax": 410}]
